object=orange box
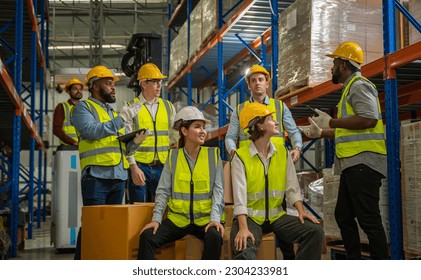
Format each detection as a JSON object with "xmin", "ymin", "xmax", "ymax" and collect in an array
[
  {"xmin": 184, "ymin": 228, "xmax": 276, "ymax": 260},
  {"xmin": 81, "ymin": 204, "xmax": 154, "ymax": 260},
  {"xmin": 155, "ymin": 242, "xmax": 176, "ymax": 260},
  {"xmin": 224, "ymin": 205, "xmax": 234, "ymax": 228},
  {"xmin": 223, "ymin": 161, "xmax": 234, "ymax": 204}
]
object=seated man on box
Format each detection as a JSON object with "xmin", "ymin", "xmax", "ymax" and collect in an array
[
  {"xmin": 230, "ymin": 102, "xmax": 324, "ymax": 260},
  {"xmin": 138, "ymin": 106, "xmax": 224, "ymax": 260}
]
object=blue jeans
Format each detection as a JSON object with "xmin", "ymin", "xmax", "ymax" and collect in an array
[
  {"xmin": 128, "ymin": 163, "xmax": 163, "ymax": 203},
  {"xmin": 74, "ymin": 175, "xmax": 126, "ymax": 259},
  {"xmin": 81, "ymin": 174, "xmax": 126, "ymax": 205}
]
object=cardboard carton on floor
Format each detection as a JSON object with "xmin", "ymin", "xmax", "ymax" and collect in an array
[
  {"xmin": 184, "ymin": 227, "xmax": 276, "ymax": 260},
  {"xmin": 222, "ymin": 161, "xmax": 233, "ymax": 204},
  {"xmin": 81, "ymin": 203, "xmax": 154, "ymax": 260}
]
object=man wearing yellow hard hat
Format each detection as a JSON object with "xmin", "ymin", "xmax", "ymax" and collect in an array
[
  {"xmin": 71, "ymin": 65, "xmax": 148, "ymax": 259},
  {"xmin": 225, "ymin": 63, "xmax": 303, "ymax": 259},
  {"xmin": 299, "ymin": 42, "xmax": 388, "ymax": 260},
  {"xmin": 121, "ymin": 62, "xmax": 177, "ymax": 203},
  {"xmin": 53, "ymin": 78, "xmax": 83, "ymax": 148}
]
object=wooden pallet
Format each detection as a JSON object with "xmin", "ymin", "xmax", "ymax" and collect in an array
[
  {"xmin": 325, "ymin": 239, "xmax": 372, "ymax": 259},
  {"xmin": 404, "ymin": 247, "xmax": 421, "ymax": 260}
]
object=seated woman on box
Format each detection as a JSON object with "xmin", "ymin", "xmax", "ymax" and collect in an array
[
  {"xmin": 231, "ymin": 102, "xmax": 324, "ymax": 260},
  {"xmin": 138, "ymin": 106, "xmax": 224, "ymax": 260}
]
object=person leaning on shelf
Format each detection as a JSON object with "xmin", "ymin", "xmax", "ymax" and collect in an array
[
  {"xmin": 120, "ymin": 63, "xmax": 177, "ymax": 204},
  {"xmin": 52, "ymin": 78, "xmax": 83, "ymax": 149},
  {"xmin": 230, "ymin": 102, "xmax": 324, "ymax": 260},
  {"xmin": 70, "ymin": 65, "xmax": 148, "ymax": 260},
  {"xmin": 137, "ymin": 106, "xmax": 224, "ymax": 260},
  {"xmin": 225, "ymin": 64, "xmax": 303, "ymax": 260},
  {"xmin": 298, "ymin": 41, "xmax": 389, "ymax": 260}
]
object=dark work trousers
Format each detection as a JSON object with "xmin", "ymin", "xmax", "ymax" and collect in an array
[
  {"xmin": 74, "ymin": 175, "xmax": 126, "ymax": 260},
  {"xmin": 231, "ymin": 215, "xmax": 324, "ymax": 260},
  {"xmin": 278, "ymin": 196, "xmax": 296, "ymax": 260},
  {"xmin": 138, "ymin": 219, "xmax": 223, "ymax": 260},
  {"xmin": 334, "ymin": 164, "xmax": 389, "ymax": 260}
]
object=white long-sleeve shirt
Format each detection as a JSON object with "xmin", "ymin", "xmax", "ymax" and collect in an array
[{"xmin": 231, "ymin": 141, "xmax": 302, "ymax": 217}]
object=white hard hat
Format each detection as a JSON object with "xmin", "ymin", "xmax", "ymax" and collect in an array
[{"xmin": 173, "ymin": 106, "xmax": 210, "ymax": 130}]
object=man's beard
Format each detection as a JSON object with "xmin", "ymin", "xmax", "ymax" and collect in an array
[
  {"xmin": 100, "ymin": 88, "xmax": 116, "ymax": 103},
  {"xmin": 71, "ymin": 93, "xmax": 83, "ymax": 100},
  {"xmin": 332, "ymin": 72, "xmax": 340, "ymax": 84}
]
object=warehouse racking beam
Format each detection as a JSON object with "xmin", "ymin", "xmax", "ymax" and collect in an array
[{"xmin": 0, "ymin": 0, "xmax": 49, "ymax": 258}]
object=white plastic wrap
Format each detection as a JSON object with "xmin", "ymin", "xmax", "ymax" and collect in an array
[
  {"xmin": 400, "ymin": 122, "xmax": 421, "ymax": 252},
  {"xmin": 408, "ymin": 0, "xmax": 421, "ymax": 45},
  {"xmin": 169, "ymin": 23, "xmax": 188, "ymax": 79},
  {"xmin": 308, "ymin": 177, "xmax": 324, "ymax": 218},
  {"xmin": 277, "ymin": 0, "xmax": 383, "ymax": 96}
]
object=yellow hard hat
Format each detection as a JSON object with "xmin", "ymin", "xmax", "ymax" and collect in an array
[
  {"xmin": 137, "ymin": 63, "xmax": 167, "ymax": 80},
  {"xmin": 64, "ymin": 78, "xmax": 83, "ymax": 91},
  {"xmin": 239, "ymin": 102, "xmax": 275, "ymax": 130},
  {"xmin": 326, "ymin": 41, "xmax": 364, "ymax": 66},
  {"xmin": 85, "ymin": 65, "xmax": 120, "ymax": 87},
  {"xmin": 246, "ymin": 64, "xmax": 271, "ymax": 84},
  {"xmin": 173, "ymin": 106, "xmax": 210, "ymax": 130}
]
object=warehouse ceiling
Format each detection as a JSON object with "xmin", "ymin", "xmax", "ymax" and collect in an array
[{"xmin": 49, "ymin": 0, "xmax": 171, "ymax": 85}]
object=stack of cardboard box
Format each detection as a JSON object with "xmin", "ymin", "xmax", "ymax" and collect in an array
[
  {"xmin": 277, "ymin": 0, "xmax": 384, "ymax": 96},
  {"xmin": 408, "ymin": 0, "xmax": 421, "ymax": 45},
  {"xmin": 81, "ymin": 203, "xmax": 155, "ymax": 260},
  {"xmin": 400, "ymin": 122, "xmax": 421, "ymax": 255},
  {"xmin": 322, "ymin": 168, "xmax": 390, "ymax": 243}
]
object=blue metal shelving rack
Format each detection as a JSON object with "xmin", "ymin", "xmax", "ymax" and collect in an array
[
  {"xmin": 167, "ymin": 0, "xmax": 421, "ymax": 260},
  {"xmin": 0, "ymin": 0, "xmax": 48, "ymax": 258}
]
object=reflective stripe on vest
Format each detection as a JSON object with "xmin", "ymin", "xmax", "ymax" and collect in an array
[
  {"xmin": 77, "ymin": 100, "xmax": 129, "ymax": 170},
  {"xmin": 335, "ymin": 76, "xmax": 387, "ymax": 158},
  {"xmin": 61, "ymin": 101, "xmax": 78, "ymax": 145},
  {"xmin": 131, "ymin": 97, "xmax": 172, "ymax": 164},
  {"xmin": 238, "ymin": 98, "xmax": 285, "ymax": 148},
  {"xmin": 235, "ymin": 145, "xmax": 287, "ymax": 225},
  {"xmin": 167, "ymin": 147, "xmax": 217, "ymax": 227}
]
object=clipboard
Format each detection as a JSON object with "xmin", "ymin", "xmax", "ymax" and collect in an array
[{"xmin": 117, "ymin": 128, "xmax": 147, "ymax": 143}]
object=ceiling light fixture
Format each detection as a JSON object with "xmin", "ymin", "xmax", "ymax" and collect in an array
[{"xmin": 49, "ymin": 44, "xmax": 126, "ymax": 50}]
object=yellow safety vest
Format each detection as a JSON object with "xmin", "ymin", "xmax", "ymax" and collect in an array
[
  {"xmin": 77, "ymin": 99, "xmax": 129, "ymax": 171},
  {"xmin": 167, "ymin": 147, "xmax": 219, "ymax": 227},
  {"xmin": 237, "ymin": 98, "xmax": 285, "ymax": 148},
  {"xmin": 130, "ymin": 97, "xmax": 172, "ymax": 164},
  {"xmin": 235, "ymin": 144, "xmax": 287, "ymax": 225},
  {"xmin": 60, "ymin": 101, "xmax": 78, "ymax": 145},
  {"xmin": 335, "ymin": 76, "xmax": 387, "ymax": 158}
]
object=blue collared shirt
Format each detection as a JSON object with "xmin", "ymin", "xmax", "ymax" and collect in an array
[
  {"xmin": 71, "ymin": 97, "xmax": 139, "ymax": 180},
  {"xmin": 225, "ymin": 96, "xmax": 302, "ymax": 154}
]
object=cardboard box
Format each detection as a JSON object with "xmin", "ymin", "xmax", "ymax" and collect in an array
[
  {"xmin": 224, "ymin": 205, "xmax": 234, "ymax": 228},
  {"xmin": 155, "ymin": 242, "xmax": 176, "ymax": 260},
  {"xmin": 223, "ymin": 161, "xmax": 234, "ymax": 204},
  {"xmin": 277, "ymin": 0, "xmax": 384, "ymax": 96},
  {"xmin": 81, "ymin": 204, "xmax": 154, "ymax": 260},
  {"xmin": 184, "ymin": 228, "xmax": 276, "ymax": 260}
]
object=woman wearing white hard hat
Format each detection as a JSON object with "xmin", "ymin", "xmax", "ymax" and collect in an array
[{"xmin": 138, "ymin": 106, "xmax": 224, "ymax": 260}]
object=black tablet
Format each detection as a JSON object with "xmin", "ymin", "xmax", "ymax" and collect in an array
[{"xmin": 117, "ymin": 128, "xmax": 147, "ymax": 143}]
